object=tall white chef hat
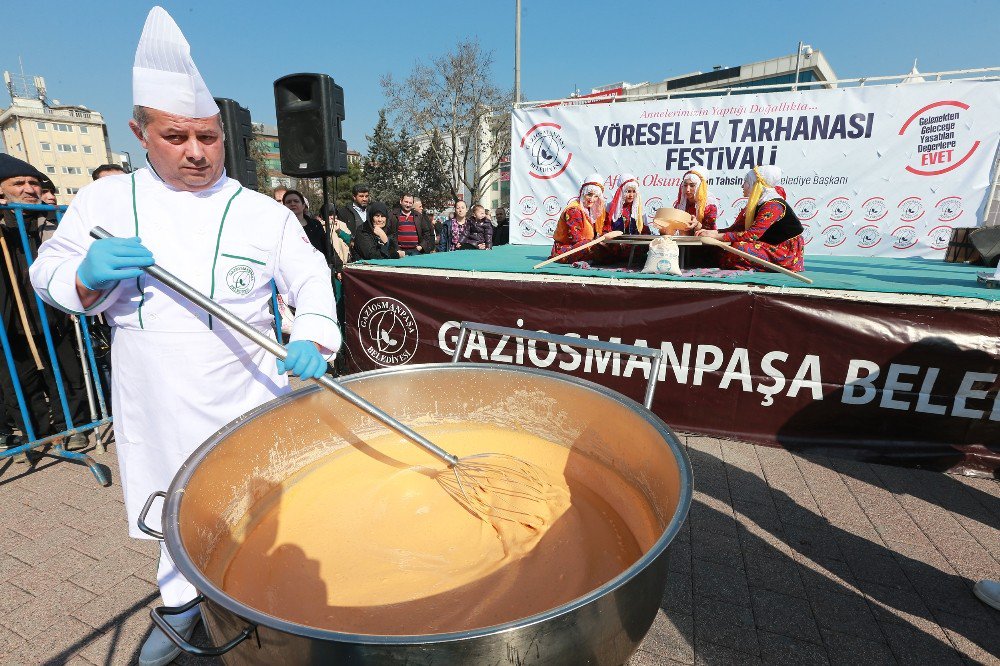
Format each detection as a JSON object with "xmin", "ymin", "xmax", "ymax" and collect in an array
[{"xmin": 132, "ymin": 6, "xmax": 218, "ymax": 118}]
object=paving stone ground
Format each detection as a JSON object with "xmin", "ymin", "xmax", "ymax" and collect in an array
[{"xmin": 1, "ymin": 433, "xmax": 998, "ymax": 665}]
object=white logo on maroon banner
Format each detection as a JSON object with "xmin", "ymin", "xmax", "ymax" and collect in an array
[{"xmin": 358, "ymin": 297, "xmax": 419, "ymax": 367}]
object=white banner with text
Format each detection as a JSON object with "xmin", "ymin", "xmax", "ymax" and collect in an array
[{"xmin": 510, "ymin": 80, "xmax": 1000, "ymax": 257}]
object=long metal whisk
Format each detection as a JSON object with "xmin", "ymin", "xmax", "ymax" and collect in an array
[{"xmin": 90, "ymin": 227, "xmax": 554, "ymax": 524}]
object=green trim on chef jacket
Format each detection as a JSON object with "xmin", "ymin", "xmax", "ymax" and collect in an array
[
  {"xmin": 130, "ymin": 172, "xmax": 145, "ymax": 329},
  {"xmin": 207, "ymin": 187, "xmax": 244, "ymax": 330}
]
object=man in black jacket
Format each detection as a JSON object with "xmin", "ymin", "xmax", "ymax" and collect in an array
[{"xmin": 336, "ymin": 183, "xmax": 370, "ymax": 237}]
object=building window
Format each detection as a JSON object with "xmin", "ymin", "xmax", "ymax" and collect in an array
[
  {"xmin": 54, "ymin": 123, "xmax": 73, "ymax": 132},
  {"xmin": 45, "ymin": 165, "xmax": 56, "ymax": 174},
  {"xmin": 57, "ymin": 144, "xmax": 77, "ymax": 153},
  {"xmin": 79, "ymin": 126, "xmax": 89, "ymax": 134},
  {"xmin": 35, "ymin": 121, "xmax": 46, "ymax": 130},
  {"xmin": 61, "ymin": 166, "xmax": 83, "ymax": 175},
  {"xmin": 65, "ymin": 187, "xmax": 80, "ymax": 195},
  {"xmin": 83, "ymin": 146, "xmax": 93, "ymax": 154},
  {"xmin": 40, "ymin": 142, "xmax": 51, "ymax": 151}
]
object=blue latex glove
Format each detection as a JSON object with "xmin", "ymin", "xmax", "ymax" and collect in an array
[
  {"xmin": 78, "ymin": 237, "xmax": 154, "ymax": 291},
  {"xmin": 277, "ymin": 341, "xmax": 328, "ymax": 379}
]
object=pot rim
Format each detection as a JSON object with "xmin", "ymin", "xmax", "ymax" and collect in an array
[{"xmin": 162, "ymin": 362, "xmax": 693, "ymax": 644}]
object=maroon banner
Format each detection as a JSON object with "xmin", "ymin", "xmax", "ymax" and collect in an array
[{"xmin": 344, "ymin": 268, "xmax": 1000, "ymax": 473}]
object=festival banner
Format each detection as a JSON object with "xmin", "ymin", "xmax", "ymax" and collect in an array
[
  {"xmin": 345, "ymin": 268, "xmax": 1000, "ymax": 474},
  {"xmin": 509, "ymin": 80, "xmax": 1000, "ymax": 258}
]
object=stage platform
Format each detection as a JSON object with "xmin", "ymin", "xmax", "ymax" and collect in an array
[{"xmin": 343, "ymin": 246, "xmax": 1000, "ymax": 474}]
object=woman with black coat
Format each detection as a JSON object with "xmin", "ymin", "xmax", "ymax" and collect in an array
[{"xmin": 353, "ymin": 202, "xmax": 399, "ymax": 260}]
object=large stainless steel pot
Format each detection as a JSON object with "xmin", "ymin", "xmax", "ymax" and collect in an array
[{"xmin": 147, "ymin": 363, "xmax": 692, "ymax": 665}]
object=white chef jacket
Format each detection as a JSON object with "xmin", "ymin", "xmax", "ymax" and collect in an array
[{"xmin": 29, "ymin": 167, "xmax": 341, "ymax": 538}]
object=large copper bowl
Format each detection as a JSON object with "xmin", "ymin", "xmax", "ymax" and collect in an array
[{"xmin": 155, "ymin": 363, "xmax": 692, "ymax": 665}]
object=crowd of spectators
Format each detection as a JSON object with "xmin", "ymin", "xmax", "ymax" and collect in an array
[{"xmin": 273, "ymin": 183, "xmax": 509, "ymax": 358}]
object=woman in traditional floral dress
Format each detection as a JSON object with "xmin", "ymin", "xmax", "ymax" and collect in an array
[
  {"xmin": 672, "ymin": 168, "xmax": 719, "ymax": 232},
  {"xmin": 549, "ymin": 173, "xmax": 610, "ymax": 264},
  {"xmin": 698, "ymin": 165, "xmax": 805, "ymax": 272}
]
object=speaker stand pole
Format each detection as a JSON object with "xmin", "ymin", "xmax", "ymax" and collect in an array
[{"xmin": 321, "ymin": 176, "xmax": 331, "ymax": 240}]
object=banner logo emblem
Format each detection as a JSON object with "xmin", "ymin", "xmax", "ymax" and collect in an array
[
  {"xmin": 644, "ymin": 197, "xmax": 663, "ymax": 220},
  {"xmin": 927, "ymin": 225, "xmax": 952, "ymax": 251},
  {"xmin": 520, "ymin": 122, "xmax": 572, "ymax": 180},
  {"xmin": 358, "ymin": 297, "xmax": 419, "ymax": 367},
  {"xmin": 802, "ymin": 223, "xmax": 815, "ymax": 246},
  {"xmin": 794, "ymin": 197, "xmax": 818, "ymax": 221},
  {"xmin": 891, "ymin": 225, "xmax": 918, "ymax": 250},
  {"xmin": 822, "ymin": 224, "xmax": 847, "ymax": 247},
  {"xmin": 542, "ymin": 196, "xmax": 562, "ymax": 217},
  {"xmin": 518, "ymin": 218, "xmax": 537, "ymax": 238},
  {"xmin": 855, "ymin": 225, "xmax": 882, "ymax": 249},
  {"xmin": 518, "ymin": 195, "xmax": 538, "ymax": 216},
  {"xmin": 935, "ymin": 196, "xmax": 963, "ymax": 222},
  {"xmin": 827, "ymin": 197, "xmax": 853, "ymax": 222},
  {"xmin": 862, "ymin": 197, "xmax": 888, "ymax": 222},
  {"xmin": 898, "ymin": 196, "xmax": 925, "ymax": 222}
]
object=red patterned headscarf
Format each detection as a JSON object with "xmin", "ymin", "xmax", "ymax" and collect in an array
[{"xmin": 606, "ymin": 173, "xmax": 643, "ymax": 233}]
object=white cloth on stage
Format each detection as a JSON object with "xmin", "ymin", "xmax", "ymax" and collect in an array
[{"xmin": 29, "ymin": 167, "xmax": 340, "ymax": 606}]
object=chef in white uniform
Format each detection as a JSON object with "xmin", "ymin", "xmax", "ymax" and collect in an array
[{"xmin": 29, "ymin": 7, "xmax": 340, "ymax": 665}]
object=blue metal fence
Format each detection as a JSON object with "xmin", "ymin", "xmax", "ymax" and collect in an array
[{"xmin": 0, "ymin": 202, "xmax": 112, "ymax": 485}]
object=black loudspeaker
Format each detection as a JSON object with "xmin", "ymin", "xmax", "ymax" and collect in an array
[
  {"xmin": 971, "ymin": 227, "xmax": 1000, "ymax": 266},
  {"xmin": 214, "ymin": 97, "xmax": 258, "ymax": 190},
  {"xmin": 273, "ymin": 73, "xmax": 348, "ymax": 177}
]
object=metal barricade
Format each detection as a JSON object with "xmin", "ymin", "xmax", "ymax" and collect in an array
[{"xmin": 0, "ymin": 202, "xmax": 111, "ymax": 485}]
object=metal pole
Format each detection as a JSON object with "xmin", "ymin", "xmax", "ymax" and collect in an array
[
  {"xmin": 72, "ymin": 315, "xmax": 98, "ymax": 422},
  {"xmin": 514, "ymin": 0, "xmax": 522, "ymax": 105},
  {"xmin": 793, "ymin": 40, "xmax": 803, "ymax": 91}
]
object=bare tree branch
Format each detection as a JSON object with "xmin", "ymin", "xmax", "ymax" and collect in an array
[{"xmin": 381, "ymin": 40, "xmax": 513, "ymax": 207}]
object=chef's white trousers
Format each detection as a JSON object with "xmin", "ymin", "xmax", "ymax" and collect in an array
[{"xmin": 156, "ymin": 542, "xmax": 200, "ymax": 619}]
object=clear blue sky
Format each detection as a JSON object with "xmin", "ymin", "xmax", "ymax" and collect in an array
[{"xmin": 2, "ymin": 0, "xmax": 997, "ymax": 165}]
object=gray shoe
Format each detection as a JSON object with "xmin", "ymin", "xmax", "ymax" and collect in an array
[
  {"xmin": 139, "ymin": 611, "xmax": 201, "ymax": 666},
  {"xmin": 64, "ymin": 433, "xmax": 88, "ymax": 451},
  {"xmin": 974, "ymin": 579, "xmax": 1000, "ymax": 611}
]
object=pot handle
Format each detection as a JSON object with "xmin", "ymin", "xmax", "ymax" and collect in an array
[
  {"xmin": 137, "ymin": 491, "xmax": 166, "ymax": 540},
  {"xmin": 151, "ymin": 595, "xmax": 257, "ymax": 656},
  {"xmin": 451, "ymin": 322, "xmax": 663, "ymax": 409}
]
